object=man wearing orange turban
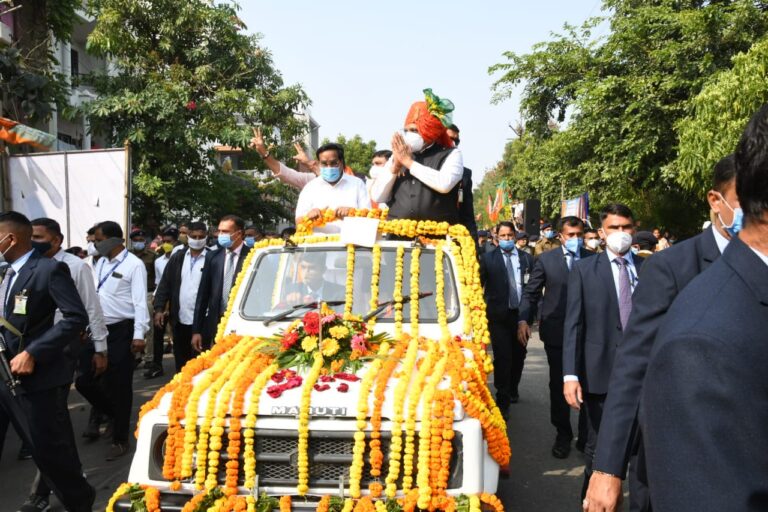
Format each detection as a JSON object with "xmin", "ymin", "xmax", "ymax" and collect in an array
[{"xmin": 370, "ymin": 89, "xmax": 465, "ymax": 224}]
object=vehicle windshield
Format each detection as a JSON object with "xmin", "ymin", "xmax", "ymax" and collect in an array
[{"xmin": 240, "ymin": 246, "xmax": 459, "ymax": 323}]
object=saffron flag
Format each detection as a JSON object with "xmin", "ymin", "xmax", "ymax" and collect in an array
[{"xmin": 0, "ymin": 117, "xmax": 56, "ymax": 150}]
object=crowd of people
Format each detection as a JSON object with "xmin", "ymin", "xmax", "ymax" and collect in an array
[{"xmin": 0, "ymin": 90, "xmax": 765, "ymax": 512}]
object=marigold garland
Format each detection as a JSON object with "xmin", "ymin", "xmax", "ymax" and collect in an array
[
  {"xmin": 297, "ymin": 352, "xmax": 325, "ymax": 495},
  {"xmin": 409, "ymin": 246, "xmax": 421, "ymax": 337},
  {"xmin": 392, "ymin": 245, "xmax": 405, "ymax": 338},
  {"xmin": 344, "ymin": 244, "xmax": 356, "ymax": 316},
  {"xmin": 367, "ymin": 244, "xmax": 382, "ymax": 331}
]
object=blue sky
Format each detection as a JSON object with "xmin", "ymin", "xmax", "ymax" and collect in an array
[{"xmin": 239, "ymin": 1, "xmax": 604, "ymax": 184}]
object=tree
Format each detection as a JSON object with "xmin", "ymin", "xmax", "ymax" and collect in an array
[
  {"xmin": 0, "ymin": 0, "xmax": 80, "ymax": 124},
  {"xmin": 320, "ymin": 134, "xmax": 378, "ymax": 176},
  {"xmin": 489, "ymin": 0, "xmax": 768, "ymax": 235},
  {"xmin": 80, "ymin": 0, "xmax": 310, "ymax": 229}
]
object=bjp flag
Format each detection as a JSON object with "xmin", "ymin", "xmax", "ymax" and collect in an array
[{"xmin": 0, "ymin": 117, "xmax": 56, "ymax": 150}]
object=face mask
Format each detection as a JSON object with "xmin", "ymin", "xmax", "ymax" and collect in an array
[
  {"xmin": 631, "ymin": 247, "xmax": 640, "ymax": 255},
  {"xmin": 585, "ymin": 239, "xmax": 601, "ymax": 250},
  {"xmin": 564, "ymin": 237, "xmax": 583, "ymax": 253},
  {"xmin": 499, "ymin": 239, "xmax": 516, "ymax": 251},
  {"xmin": 605, "ymin": 231, "xmax": 633, "ymax": 255},
  {"xmin": 244, "ymin": 236, "xmax": 256, "ymax": 248},
  {"xmin": 178, "ymin": 233, "xmax": 189, "ymax": 245},
  {"xmin": 218, "ymin": 233, "xmax": 233, "ymax": 249},
  {"xmin": 542, "ymin": 230, "xmax": 555, "ymax": 239},
  {"xmin": 86, "ymin": 241, "xmax": 99, "ymax": 257},
  {"xmin": 403, "ymin": 131, "xmax": 425, "ymax": 153},
  {"xmin": 32, "ymin": 240, "xmax": 52, "ymax": 255},
  {"xmin": 717, "ymin": 194, "xmax": 744, "ymax": 237},
  {"xmin": 132, "ymin": 241, "xmax": 146, "ymax": 252},
  {"xmin": 187, "ymin": 237, "xmax": 207, "ymax": 251},
  {"xmin": 96, "ymin": 237, "xmax": 123, "ymax": 257},
  {"xmin": 320, "ymin": 166, "xmax": 342, "ymax": 183},
  {"xmin": 161, "ymin": 242, "xmax": 174, "ymax": 254}
]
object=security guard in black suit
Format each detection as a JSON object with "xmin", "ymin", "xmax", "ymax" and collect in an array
[
  {"xmin": 518, "ymin": 216, "xmax": 595, "ymax": 459},
  {"xmin": 191, "ymin": 215, "xmax": 252, "ymax": 351},
  {"xmin": 0, "ymin": 211, "xmax": 94, "ymax": 512},
  {"xmin": 642, "ymin": 106, "xmax": 768, "ymax": 511},
  {"xmin": 480, "ymin": 221, "xmax": 535, "ymax": 417},
  {"xmin": 584, "ymin": 155, "xmax": 737, "ymax": 512}
]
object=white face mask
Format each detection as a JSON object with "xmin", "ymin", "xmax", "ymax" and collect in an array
[
  {"xmin": 86, "ymin": 241, "xmax": 99, "ymax": 256},
  {"xmin": 605, "ymin": 231, "xmax": 633, "ymax": 255},
  {"xmin": 585, "ymin": 239, "xmax": 601, "ymax": 250},
  {"xmin": 403, "ymin": 131, "xmax": 425, "ymax": 153},
  {"xmin": 187, "ymin": 238, "xmax": 207, "ymax": 251}
]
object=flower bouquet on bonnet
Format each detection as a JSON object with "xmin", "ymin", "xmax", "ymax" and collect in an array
[{"xmin": 265, "ymin": 303, "xmax": 389, "ymax": 374}]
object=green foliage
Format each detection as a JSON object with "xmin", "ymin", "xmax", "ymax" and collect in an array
[
  {"xmin": 488, "ymin": 0, "xmax": 768, "ymax": 234},
  {"xmin": 0, "ymin": 46, "xmax": 66, "ymax": 122},
  {"xmin": 321, "ymin": 134, "xmax": 378, "ymax": 176},
  {"xmin": 671, "ymin": 37, "xmax": 768, "ymax": 195},
  {"xmin": 80, "ymin": 0, "xmax": 310, "ymax": 228}
]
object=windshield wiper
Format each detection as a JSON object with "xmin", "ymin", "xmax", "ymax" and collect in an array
[
  {"xmin": 362, "ymin": 292, "xmax": 433, "ymax": 322},
  {"xmin": 263, "ymin": 300, "xmax": 346, "ymax": 326}
]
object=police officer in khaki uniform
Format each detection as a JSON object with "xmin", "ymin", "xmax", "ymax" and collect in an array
[{"xmin": 534, "ymin": 222, "xmax": 562, "ymax": 258}]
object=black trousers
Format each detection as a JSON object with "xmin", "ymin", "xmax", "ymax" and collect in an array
[
  {"xmin": 488, "ymin": 310, "xmax": 526, "ymax": 408},
  {"xmin": 0, "ymin": 383, "xmax": 94, "ymax": 511},
  {"xmin": 543, "ymin": 344, "xmax": 573, "ymax": 440},
  {"xmin": 75, "ymin": 319, "xmax": 134, "ymax": 444},
  {"xmin": 151, "ymin": 317, "xmax": 166, "ymax": 369},
  {"xmin": 172, "ymin": 323, "xmax": 194, "ymax": 372},
  {"xmin": 582, "ymin": 392, "xmax": 606, "ymax": 499},
  {"xmin": 628, "ymin": 432, "xmax": 653, "ymax": 512}
]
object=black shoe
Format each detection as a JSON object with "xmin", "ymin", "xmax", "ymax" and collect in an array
[
  {"xmin": 17, "ymin": 445, "xmax": 33, "ymax": 460},
  {"xmin": 509, "ymin": 394, "xmax": 520, "ymax": 404},
  {"xmin": 17, "ymin": 494, "xmax": 50, "ymax": 512},
  {"xmin": 83, "ymin": 408, "xmax": 101, "ymax": 440},
  {"xmin": 143, "ymin": 365, "xmax": 164, "ymax": 379},
  {"xmin": 552, "ymin": 437, "xmax": 572, "ymax": 459},
  {"xmin": 106, "ymin": 443, "xmax": 128, "ymax": 461}
]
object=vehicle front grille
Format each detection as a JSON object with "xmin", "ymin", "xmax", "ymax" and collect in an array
[{"xmin": 150, "ymin": 425, "xmax": 463, "ymax": 489}]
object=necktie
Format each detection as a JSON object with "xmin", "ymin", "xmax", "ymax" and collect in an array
[
  {"xmin": 566, "ymin": 251, "xmax": 576, "ymax": 271},
  {"xmin": 615, "ymin": 257, "xmax": 632, "ymax": 330},
  {"xmin": 0, "ymin": 268, "xmax": 15, "ymax": 318},
  {"xmin": 503, "ymin": 252, "xmax": 519, "ymax": 310},
  {"xmin": 221, "ymin": 251, "xmax": 236, "ymax": 313}
]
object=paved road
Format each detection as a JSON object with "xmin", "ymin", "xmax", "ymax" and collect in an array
[{"xmin": 0, "ymin": 335, "xmax": 625, "ymax": 511}]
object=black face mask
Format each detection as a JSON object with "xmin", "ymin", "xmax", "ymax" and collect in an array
[{"xmin": 32, "ymin": 241, "xmax": 53, "ymax": 255}]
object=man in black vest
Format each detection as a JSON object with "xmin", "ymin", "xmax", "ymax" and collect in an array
[{"xmin": 370, "ymin": 89, "xmax": 464, "ymax": 224}]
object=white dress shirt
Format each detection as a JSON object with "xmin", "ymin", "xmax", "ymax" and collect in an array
[
  {"xmin": 501, "ymin": 248, "xmax": 524, "ymax": 302},
  {"xmin": 606, "ymin": 249, "xmax": 639, "ymax": 298},
  {"xmin": 94, "ymin": 248, "xmax": 150, "ymax": 340},
  {"xmin": 712, "ymin": 225, "xmax": 730, "ymax": 254},
  {"xmin": 178, "ymin": 248, "xmax": 207, "ymax": 325},
  {"xmin": 53, "ymin": 249, "xmax": 109, "ymax": 352},
  {"xmin": 295, "ymin": 174, "xmax": 370, "ymax": 233},
  {"xmin": 369, "ymin": 147, "xmax": 464, "ymax": 204},
  {"xmin": 562, "ymin": 244, "xmax": 581, "ymax": 270},
  {"xmin": 5, "ymin": 249, "xmax": 35, "ymax": 295},
  {"xmin": 750, "ymin": 246, "xmax": 768, "ymax": 267}
]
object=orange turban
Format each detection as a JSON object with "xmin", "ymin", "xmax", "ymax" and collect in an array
[{"xmin": 404, "ymin": 89, "xmax": 456, "ymax": 148}]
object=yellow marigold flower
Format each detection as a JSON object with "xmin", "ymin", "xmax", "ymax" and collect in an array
[
  {"xmin": 321, "ymin": 338, "xmax": 340, "ymax": 357},
  {"xmin": 329, "ymin": 325, "xmax": 349, "ymax": 339},
  {"xmin": 301, "ymin": 336, "xmax": 318, "ymax": 352}
]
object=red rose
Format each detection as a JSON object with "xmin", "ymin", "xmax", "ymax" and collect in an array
[
  {"xmin": 334, "ymin": 373, "xmax": 360, "ymax": 382},
  {"xmin": 186, "ymin": 100, "xmax": 197, "ymax": 111},
  {"xmin": 313, "ymin": 384, "xmax": 331, "ymax": 392},
  {"xmin": 303, "ymin": 312, "xmax": 320, "ymax": 335},
  {"xmin": 337, "ymin": 383, "xmax": 349, "ymax": 393}
]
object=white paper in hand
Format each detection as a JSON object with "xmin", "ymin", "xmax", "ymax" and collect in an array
[{"xmin": 340, "ymin": 217, "xmax": 380, "ymax": 247}]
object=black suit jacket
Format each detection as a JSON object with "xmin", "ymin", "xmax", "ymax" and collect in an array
[
  {"xmin": 0, "ymin": 252, "xmax": 88, "ymax": 392},
  {"xmin": 285, "ymin": 281, "xmax": 345, "ymax": 302},
  {"xmin": 640, "ymin": 237, "xmax": 768, "ymax": 511},
  {"xmin": 192, "ymin": 245, "xmax": 251, "ymax": 342},
  {"xmin": 562, "ymin": 250, "xmax": 643, "ymax": 395},
  {"xmin": 480, "ymin": 247, "xmax": 534, "ymax": 321},
  {"xmin": 154, "ymin": 247, "xmax": 208, "ymax": 325},
  {"xmin": 593, "ymin": 227, "xmax": 720, "ymax": 476},
  {"xmin": 519, "ymin": 246, "xmax": 594, "ymax": 346},
  {"xmin": 459, "ymin": 168, "xmax": 478, "ymax": 242}
]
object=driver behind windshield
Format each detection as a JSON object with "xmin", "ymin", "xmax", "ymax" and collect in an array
[{"xmin": 285, "ymin": 253, "xmax": 344, "ymax": 305}]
